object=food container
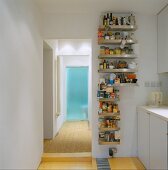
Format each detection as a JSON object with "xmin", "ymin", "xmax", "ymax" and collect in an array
[
  {"xmin": 109, "ymin": 65, "xmax": 114, "ymax": 69},
  {"xmin": 110, "ymin": 49, "xmax": 114, "ymax": 55},
  {"xmin": 100, "ymin": 46, "xmax": 105, "ymax": 55},
  {"xmin": 114, "ymin": 48, "xmax": 121, "ymax": 55},
  {"xmin": 110, "ymin": 34, "xmax": 115, "ymax": 40},
  {"xmin": 127, "ymin": 74, "xmax": 136, "ymax": 79}
]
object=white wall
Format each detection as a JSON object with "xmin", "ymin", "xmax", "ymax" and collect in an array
[
  {"xmin": 42, "ymin": 11, "xmax": 159, "ymax": 157},
  {"xmin": 43, "ymin": 48, "xmax": 54, "ymax": 139},
  {"xmin": 0, "ymin": 0, "xmax": 43, "ymax": 169}
]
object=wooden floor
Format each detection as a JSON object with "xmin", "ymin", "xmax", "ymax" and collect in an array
[
  {"xmin": 108, "ymin": 157, "xmax": 145, "ymax": 170},
  {"xmin": 39, "ymin": 154, "xmax": 146, "ymax": 170},
  {"xmin": 44, "ymin": 121, "xmax": 91, "ymax": 153}
]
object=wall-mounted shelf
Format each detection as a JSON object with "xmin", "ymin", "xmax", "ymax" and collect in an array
[
  {"xmin": 98, "ymin": 98, "xmax": 119, "ymax": 102},
  {"xmin": 98, "ymin": 39, "xmax": 137, "ymax": 45},
  {"xmin": 98, "ymin": 68, "xmax": 138, "ymax": 73},
  {"xmin": 99, "ymin": 25, "xmax": 138, "ymax": 31},
  {"xmin": 99, "ymin": 127, "xmax": 120, "ymax": 132},
  {"xmin": 113, "ymin": 83, "xmax": 138, "ymax": 87},
  {"xmin": 98, "ymin": 112, "xmax": 120, "ymax": 117},
  {"xmin": 98, "ymin": 54, "xmax": 137, "ymax": 59},
  {"xmin": 99, "ymin": 140, "xmax": 120, "ymax": 145},
  {"xmin": 98, "ymin": 83, "xmax": 138, "ymax": 88},
  {"xmin": 97, "ymin": 12, "xmax": 138, "ymax": 146}
]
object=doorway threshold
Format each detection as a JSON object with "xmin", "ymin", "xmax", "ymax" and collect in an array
[{"xmin": 42, "ymin": 152, "xmax": 92, "ymax": 162}]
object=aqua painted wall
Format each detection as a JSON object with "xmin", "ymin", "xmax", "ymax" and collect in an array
[{"xmin": 66, "ymin": 67, "xmax": 88, "ymax": 120}]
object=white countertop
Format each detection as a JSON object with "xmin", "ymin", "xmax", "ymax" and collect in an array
[{"xmin": 138, "ymin": 106, "xmax": 168, "ymax": 122}]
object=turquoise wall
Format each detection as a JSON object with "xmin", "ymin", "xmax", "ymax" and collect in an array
[{"xmin": 66, "ymin": 67, "xmax": 88, "ymax": 121}]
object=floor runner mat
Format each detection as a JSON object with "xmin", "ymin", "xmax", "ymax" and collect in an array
[{"xmin": 96, "ymin": 158, "xmax": 110, "ymax": 170}]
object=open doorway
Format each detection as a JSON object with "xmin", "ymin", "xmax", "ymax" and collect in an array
[{"xmin": 43, "ymin": 39, "xmax": 92, "ymax": 154}]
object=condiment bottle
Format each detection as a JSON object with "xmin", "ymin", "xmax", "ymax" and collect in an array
[
  {"xmin": 103, "ymin": 60, "xmax": 107, "ymax": 69},
  {"xmin": 103, "ymin": 15, "xmax": 107, "ymax": 26},
  {"xmin": 109, "ymin": 13, "xmax": 113, "ymax": 25}
]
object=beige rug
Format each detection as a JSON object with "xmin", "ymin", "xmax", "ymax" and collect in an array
[{"xmin": 44, "ymin": 121, "xmax": 92, "ymax": 153}]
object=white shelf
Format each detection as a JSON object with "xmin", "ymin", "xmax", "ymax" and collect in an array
[
  {"xmin": 99, "ymin": 127, "xmax": 120, "ymax": 132},
  {"xmin": 99, "ymin": 25, "xmax": 138, "ymax": 31},
  {"xmin": 98, "ymin": 68, "xmax": 138, "ymax": 73},
  {"xmin": 98, "ymin": 54, "xmax": 137, "ymax": 59},
  {"xmin": 98, "ymin": 83, "xmax": 138, "ymax": 88},
  {"xmin": 98, "ymin": 112, "xmax": 120, "ymax": 118},
  {"xmin": 98, "ymin": 39, "xmax": 137, "ymax": 45},
  {"xmin": 98, "ymin": 98, "xmax": 119, "ymax": 102},
  {"xmin": 99, "ymin": 140, "xmax": 120, "ymax": 145}
]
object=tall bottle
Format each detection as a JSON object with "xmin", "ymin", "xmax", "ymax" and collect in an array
[
  {"xmin": 103, "ymin": 60, "xmax": 107, "ymax": 69},
  {"xmin": 103, "ymin": 15, "xmax": 107, "ymax": 26},
  {"xmin": 109, "ymin": 13, "xmax": 113, "ymax": 25},
  {"xmin": 107, "ymin": 13, "xmax": 110, "ymax": 26}
]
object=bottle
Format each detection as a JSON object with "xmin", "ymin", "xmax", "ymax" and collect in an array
[
  {"xmin": 103, "ymin": 15, "xmax": 107, "ymax": 26},
  {"xmin": 129, "ymin": 14, "xmax": 136, "ymax": 25},
  {"xmin": 107, "ymin": 13, "xmax": 110, "ymax": 26},
  {"xmin": 109, "ymin": 13, "xmax": 113, "ymax": 25},
  {"xmin": 103, "ymin": 60, "xmax": 107, "ymax": 69},
  {"xmin": 106, "ymin": 61, "xmax": 109, "ymax": 69}
]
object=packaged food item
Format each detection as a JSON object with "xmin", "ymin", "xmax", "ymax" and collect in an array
[
  {"xmin": 100, "ymin": 46, "xmax": 105, "ymax": 55},
  {"xmin": 109, "ymin": 49, "xmax": 113, "ymax": 55},
  {"xmin": 127, "ymin": 74, "xmax": 136, "ymax": 79}
]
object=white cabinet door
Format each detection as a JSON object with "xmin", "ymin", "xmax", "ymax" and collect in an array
[
  {"xmin": 150, "ymin": 114, "xmax": 167, "ymax": 169},
  {"xmin": 138, "ymin": 111, "xmax": 150, "ymax": 169},
  {"xmin": 158, "ymin": 5, "xmax": 168, "ymax": 73}
]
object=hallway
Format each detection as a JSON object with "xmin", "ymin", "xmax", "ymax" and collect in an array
[{"xmin": 44, "ymin": 121, "xmax": 91, "ymax": 153}]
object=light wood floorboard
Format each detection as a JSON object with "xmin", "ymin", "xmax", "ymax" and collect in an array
[
  {"xmin": 44, "ymin": 121, "xmax": 91, "ymax": 153},
  {"xmin": 38, "ymin": 157, "xmax": 145, "ymax": 170},
  {"xmin": 108, "ymin": 157, "xmax": 146, "ymax": 170}
]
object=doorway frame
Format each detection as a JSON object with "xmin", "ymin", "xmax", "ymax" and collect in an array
[{"xmin": 59, "ymin": 55, "xmax": 92, "ymax": 130}]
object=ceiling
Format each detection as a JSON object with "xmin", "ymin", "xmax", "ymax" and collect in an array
[{"xmin": 36, "ymin": 0, "xmax": 168, "ymax": 15}]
